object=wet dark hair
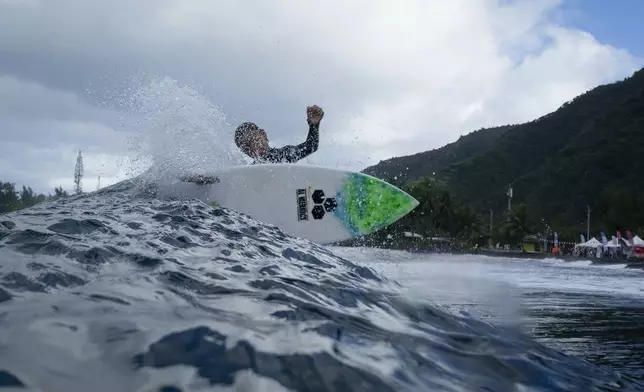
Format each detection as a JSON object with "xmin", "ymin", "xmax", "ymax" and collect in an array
[{"xmin": 234, "ymin": 122, "xmax": 259, "ymax": 152}]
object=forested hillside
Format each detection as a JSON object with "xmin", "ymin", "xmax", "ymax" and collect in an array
[{"xmin": 364, "ymin": 67, "xmax": 644, "ymax": 236}]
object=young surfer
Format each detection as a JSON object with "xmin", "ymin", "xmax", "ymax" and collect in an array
[{"xmin": 234, "ymin": 105, "xmax": 324, "ymax": 163}]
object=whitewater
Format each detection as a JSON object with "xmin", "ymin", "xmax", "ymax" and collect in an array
[{"xmin": 0, "ymin": 78, "xmax": 642, "ymax": 391}]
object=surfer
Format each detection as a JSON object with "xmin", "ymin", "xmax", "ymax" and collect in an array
[{"xmin": 234, "ymin": 105, "xmax": 324, "ymax": 163}]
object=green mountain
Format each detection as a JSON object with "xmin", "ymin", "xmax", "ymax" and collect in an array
[{"xmin": 364, "ymin": 67, "xmax": 644, "ymax": 234}]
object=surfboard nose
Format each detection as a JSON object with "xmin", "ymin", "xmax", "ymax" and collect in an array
[
  {"xmin": 334, "ymin": 173, "xmax": 421, "ymax": 236},
  {"xmin": 409, "ymin": 196, "xmax": 420, "ymax": 210}
]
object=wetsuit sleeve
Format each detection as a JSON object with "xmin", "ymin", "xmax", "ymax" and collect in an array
[{"xmin": 264, "ymin": 122, "xmax": 319, "ymax": 163}]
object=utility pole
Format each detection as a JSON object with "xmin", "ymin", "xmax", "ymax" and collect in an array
[
  {"xmin": 507, "ymin": 184, "xmax": 513, "ymax": 211},
  {"xmin": 489, "ymin": 209, "xmax": 493, "ymax": 231},
  {"xmin": 586, "ymin": 205, "xmax": 591, "ymax": 240}
]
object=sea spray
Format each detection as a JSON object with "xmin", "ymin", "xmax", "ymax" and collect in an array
[{"xmin": 118, "ymin": 76, "xmax": 247, "ymax": 183}]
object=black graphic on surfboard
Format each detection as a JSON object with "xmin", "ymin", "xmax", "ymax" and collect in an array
[{"xmin": 311, "ymin": 189, "xmax": 337, "ymax": 220}]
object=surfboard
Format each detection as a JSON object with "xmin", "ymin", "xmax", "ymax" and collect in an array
[{"xmin": 159, "ymin": 164, "xmax": 419, "ymax": 244}]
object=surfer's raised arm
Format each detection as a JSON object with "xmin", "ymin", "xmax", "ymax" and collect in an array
[
  {"xmin": 266, "ymin": 105, "xmax": 322, "ymax": 163},
  {"xmin": 234, "ymin": 105, "xmax": 324, "ymax": 164}
]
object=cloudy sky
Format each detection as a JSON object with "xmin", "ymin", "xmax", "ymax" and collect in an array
[{"xmin": 1, "ymin": 0, "xmax": 643, "ymax": 194}]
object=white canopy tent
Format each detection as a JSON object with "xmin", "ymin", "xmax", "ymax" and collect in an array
[
  {"xmin": 632, "ymin": 236, "xmax": 644, "ymax": 247},
  {"xmin": 578, "ymin": 237, "xmax": 602, "ymax": 248}
]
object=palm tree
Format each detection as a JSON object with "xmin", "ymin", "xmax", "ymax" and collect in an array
[
  {"xmin": 433, "ymin": 190, "xmax": 454, "ymax": 231},
  {"xmin": 501, "ymin": 203, "xmax": 532, "ymax": 246},
  {"xmin": 451, "ymin": 205, "xmax": 483, "ymax": 239},
  {"xmin": 405, "ymin": 177, "xmax": 437, "ymax": 235}
]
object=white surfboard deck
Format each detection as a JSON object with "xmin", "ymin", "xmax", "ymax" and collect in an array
[{"xmin": 157, "ymin": 164, "xmax": 419, "ymax": 244}]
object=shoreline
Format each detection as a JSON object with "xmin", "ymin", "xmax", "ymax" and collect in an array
[
  {"xmin": 336, "ymin": 245, "xmax": 644, "ymax": 271},
  {"xmin": 473, "ymin": 248, "xmax": 644, "ymax": 270}
]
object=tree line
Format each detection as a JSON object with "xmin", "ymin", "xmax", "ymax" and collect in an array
[
  {"xmin": 1, "ymin": 150, "xmax": 85, "ymax": 214},
  {"xmin": 0, "ymin": 182, "xmax": 70, "ymax": 214}
]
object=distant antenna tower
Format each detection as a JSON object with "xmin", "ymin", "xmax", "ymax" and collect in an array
[{"xmin": 96, "ymin": 176, "xmax": 101, "ymax": 191}]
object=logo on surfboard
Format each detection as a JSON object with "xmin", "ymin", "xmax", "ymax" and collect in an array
[
  {"xmin": 296, "ymin": 188, "xmax": 338, "ymax": 221},
  {"xmin": 296, "ymin": 189, "xmax": 308, "ymax": 221},
  {"xmin": 311, "ymin": 189, "xmax": 337, "ymax": 220}
]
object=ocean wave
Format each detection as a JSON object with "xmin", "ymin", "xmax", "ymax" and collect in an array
[{"xmin": 0, "ymin": 178, "xmax": 641, "ymax": 392}]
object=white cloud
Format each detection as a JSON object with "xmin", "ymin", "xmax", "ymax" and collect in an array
[
  {"xmin": 0, "ymin": 0, "xmax": 641, "ymax": 192},
  {"xmin": 0, "ymin": 75, "xmax": 132, "ymax": 193}
]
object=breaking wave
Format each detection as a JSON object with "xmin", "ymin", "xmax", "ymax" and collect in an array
[{"xmin": 0, "ymin": 177, "xmax": 641, "ymax": 392}]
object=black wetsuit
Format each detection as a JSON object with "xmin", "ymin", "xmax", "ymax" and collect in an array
[
  {"xmin": 254, "ymin": 122, "xmax": 319, "ymax": 164},
  {"xmin": 179, "ymin": 123, "xmax": 319, "ymax": 185}
]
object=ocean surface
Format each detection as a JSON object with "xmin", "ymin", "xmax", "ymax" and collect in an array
[
  {"xmin": 0, "ymin": 177, "xmax": 643, "ymax": 392},
  {"xmin": 332, "ymin": 248, "xmax": 644, "ymax": 384}
]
